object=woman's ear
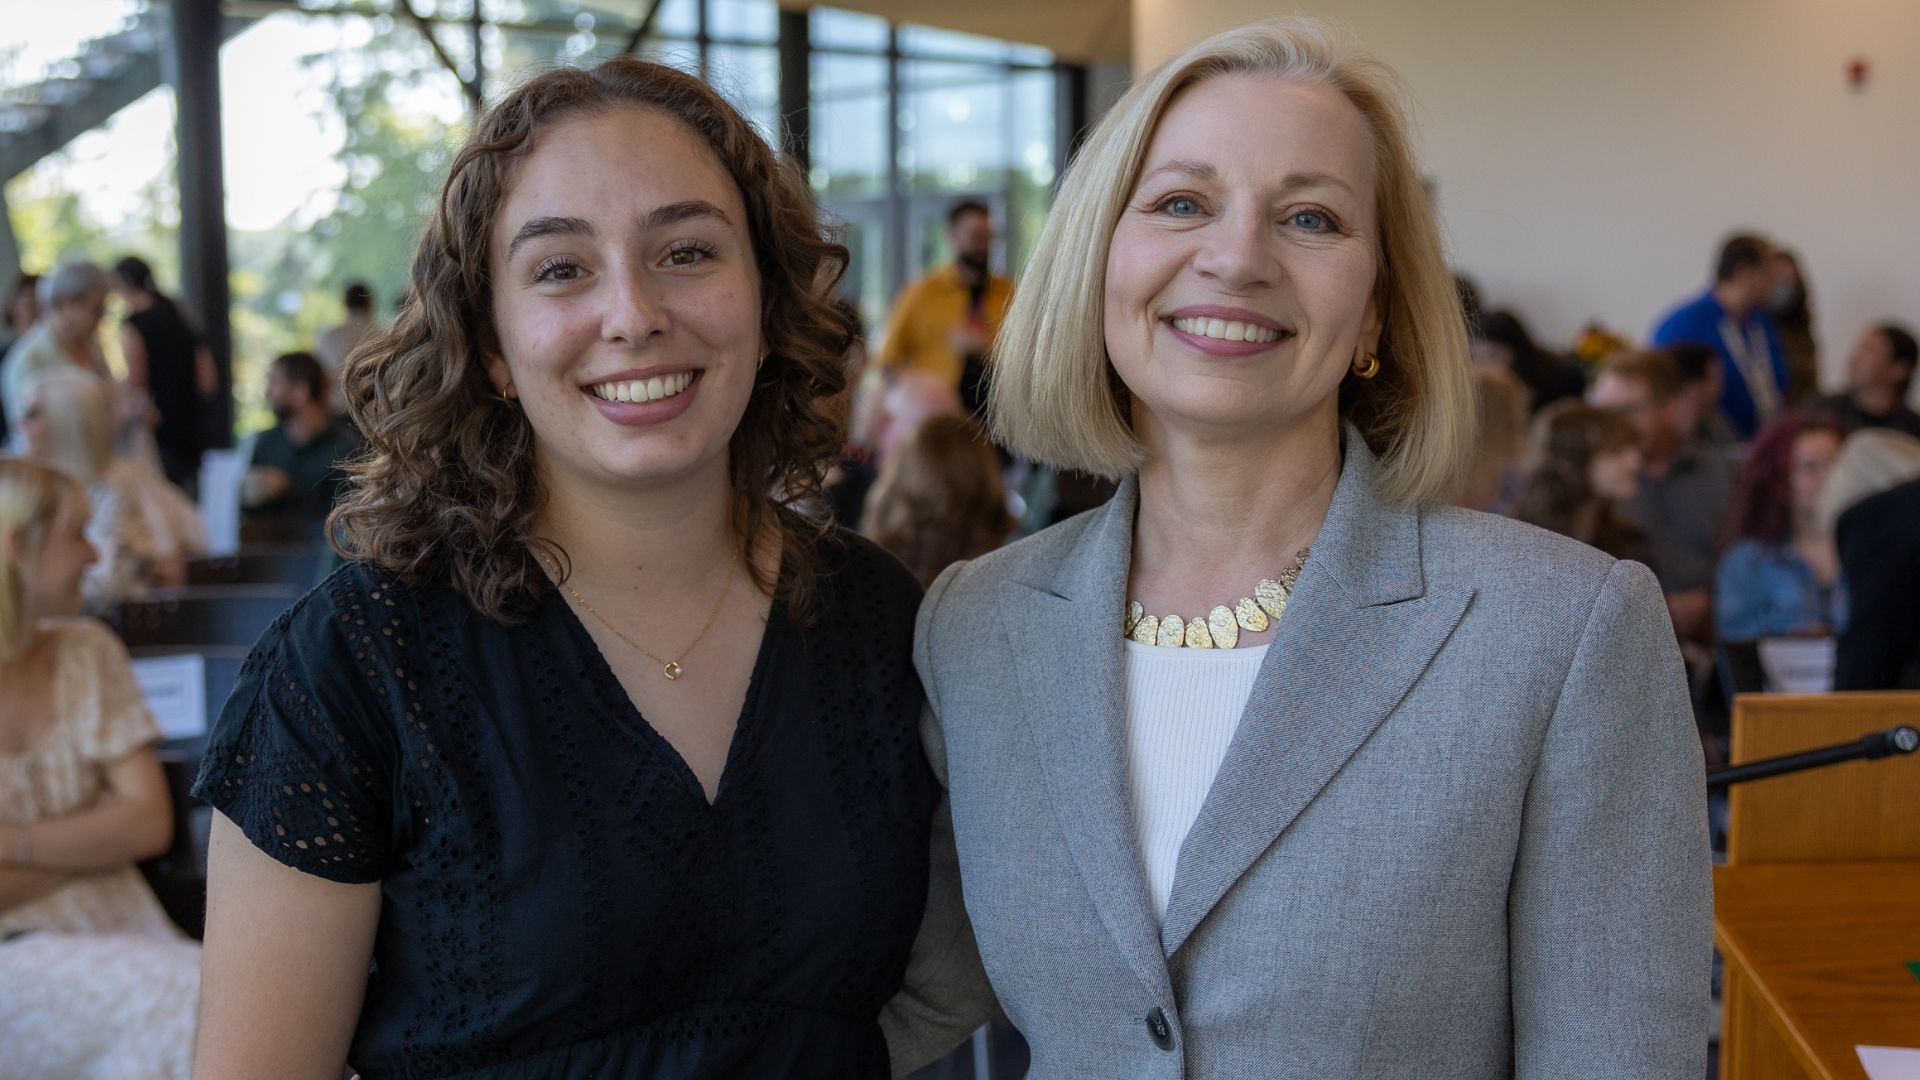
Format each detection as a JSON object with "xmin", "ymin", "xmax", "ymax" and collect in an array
[
  {"xmin": 485, "ymin": 351, "xmax": 518, "ymax": 400},
  {"xmin": 1361, "ymin": 285, "xmax": 1386, "ymax": 357}
]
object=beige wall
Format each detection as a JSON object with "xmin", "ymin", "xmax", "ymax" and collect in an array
[{"xmin": 1131, "ymin": 0, "xmax": 1920, "ymax": 392}]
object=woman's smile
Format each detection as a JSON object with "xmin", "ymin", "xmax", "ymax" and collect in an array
[{"xmin": 581, "ymin": 368, "xmax": 704, "ymax": 426}]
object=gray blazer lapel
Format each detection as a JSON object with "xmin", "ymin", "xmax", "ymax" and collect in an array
[
  {"xmin": 998, "ymin": 478, "xmax": 1175, "ymax": 1004},
  {"xmin": 1160, "ymin": 434, "xmax": 1474, "ymax": 957}
]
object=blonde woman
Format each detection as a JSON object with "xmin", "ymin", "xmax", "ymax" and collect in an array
[
  {"xmin": 19, "ymin": 369, "xmax": 205, "ymax": 607},
  {"xmin": 898, "ymin": 18, "xmax": 1709, "ymax": 1077},
  {"xmin": 0, "ymin": 457, "xmax": 199, "ymax": 1078}
]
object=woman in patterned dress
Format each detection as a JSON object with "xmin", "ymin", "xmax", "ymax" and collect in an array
[{"xmin": 0, "ymin": 456, "xmax": 199, "ymax": 1079}]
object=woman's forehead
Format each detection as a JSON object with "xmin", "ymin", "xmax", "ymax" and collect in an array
[
  {"xmin": 497, "ymin": 107, "xmax": 742, "ymax": 235},
  {"xmin": 1139, "ymin": 74, "xmax": 1376, "ymax": 198}
]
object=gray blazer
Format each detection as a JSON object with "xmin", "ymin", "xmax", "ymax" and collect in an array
[{"xmin": 898, "ymin": 434, "xmax": 1711, "ymax": 1078}]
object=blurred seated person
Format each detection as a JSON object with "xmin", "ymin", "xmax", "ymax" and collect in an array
[
  {"xmin": 242, "ymin": 351, "xmax": 361, "ymax": 522},
  {"xmin": 862, "ymin": 415, "xmax": 1014, "ymax": 587},
  {"xmin": 0, "ymin": 457, "xmax": 199, "ymax": 1079},
  {"xmin": 1589, "ymin": 348, "xmax": 1733, "ymax": 644},
  {"xmin": 1834, "ymin": 478, "xmax": 1920, "ymax": 690},
  {"xmin": 1, "ymin": 259, "xmax": 110, "ymax": 442},
  {"xmin": 20, "ymin": 370, "xmax": 205, "ymax": 609},
  {"xmin": 1815, "ymin": 427, "xmax": 1920, "ymax": 537},
  {"xmin": 853, "ymin": 367, "xmax": 964, "ymax": 474},
  {"xmin": 1817, "ymin": 323, "xmax": 1920, "ymax": 440},
  {"xmin": 1713, "ymin": 413, "xmax": 1845, "ymax": 641},
  {"xmin": 0, "ymin": 272, "xmax": 40, "ymax": 360},
  {"xmin": 0, "ymin": 272, "xmax": 41, "ymax": 447},
  {"xmin": 1511, "ymin": 400, "xmax": 1649, "ymax": 563},
  {"xmin": 1668, "ymin": 342, "xmax": 1738, "ymax": 451},
  {"xmin": 1469, "ymin": 309, "xmax": 1584, "ymax": 413},
  {"xmin": 1452, "ymin": 365, "xmax": 1530, "ymax": 513}
]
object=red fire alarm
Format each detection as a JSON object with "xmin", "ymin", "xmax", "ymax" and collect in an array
[{"xmin": 1847, "ymin": 56, "xmax": 1870, "ymax": 92}]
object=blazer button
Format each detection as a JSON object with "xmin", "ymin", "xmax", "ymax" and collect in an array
[{"xmin": 1145, "ymin": 1006, "xmax": 1175, "ymax": 1051}]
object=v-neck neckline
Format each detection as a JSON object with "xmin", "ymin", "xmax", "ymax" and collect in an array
[{"xmin": 544, "ymin": 578, "xmax": 785, "ymax": 810}]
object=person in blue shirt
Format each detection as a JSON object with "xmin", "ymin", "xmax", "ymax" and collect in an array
[
  {"xmin": 1650, "ymin": 233, "xmax": 1790, "ymax": 440},
  {"xmin": 1714, "ymin": 412, "xmax": 1846, "ymax": 641}
]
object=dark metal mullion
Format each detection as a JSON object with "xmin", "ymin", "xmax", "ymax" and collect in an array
[
  {"xmin": 776, "ymin": 8, "xmax": 810, "ymax": 170},
  {"xmin": 167, "ymin": 0, "xmax": 234, "ymax": 448},
  {"xmin": 696, "ymin": 0, "xmax": 709, "ymax": 81},
  {"xmin": 884, "ymin": 23, "xmax": 906, "ymax": 306}
]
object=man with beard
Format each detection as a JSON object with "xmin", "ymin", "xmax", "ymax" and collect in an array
[
  {"xmin": 240, "ymin": 350, "xmax": 361, "ymax": 523},
  {"xmin": 876, "ymin": 200, "xmax": 1014, "ymax": 418}
]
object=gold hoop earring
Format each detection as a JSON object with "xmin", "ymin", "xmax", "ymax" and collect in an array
[{"xmin": 1352, "ymin": 352, "xmax": 1381, "ymax": 379}]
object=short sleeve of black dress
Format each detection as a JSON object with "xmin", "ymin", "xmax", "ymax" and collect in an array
[{"xmin": 193, "ymin": 566, "xmax": 403, "ymax": 884}]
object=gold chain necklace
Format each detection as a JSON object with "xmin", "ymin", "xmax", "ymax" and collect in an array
[
  {"xmin": 1124, "ymin": 547, "xmax": 1310, "ymax": 650},
  {"xmin": 557, "ymin": 557, "xmax": 735, "ymax": 681}
]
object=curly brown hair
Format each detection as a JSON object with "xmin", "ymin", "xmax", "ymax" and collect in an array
[
  {"xmin": 330, "ymin": 57, "xmax": 853, "ymax": 623},
  {"xmin": 862, "ymin": 415, "xmax": 1014, "ymax": 587},
  {"xmin": 1511, "ymin": 400, "xmax": 1646, "ymax": 560}
]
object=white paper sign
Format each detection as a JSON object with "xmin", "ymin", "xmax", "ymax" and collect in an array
[
  {"xmin": 131, "ymin": 654, "xmax": 209, "ymax": 739},
  {"xmin": 1858, "ymin": 1046, "xmax": 1920, "ymax": 1080},
  {"xmin": 199, "ymin": 447, "xmax": 246, "ymax": 556},
  {"xmin": 1757, "ymin": 636, "xmax": 1836, "ymax": 694}
]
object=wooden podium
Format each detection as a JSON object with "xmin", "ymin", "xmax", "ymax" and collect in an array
[{"xmin": 1716, "ymin": 693, "xmax": 1920, "ymax": 1080}]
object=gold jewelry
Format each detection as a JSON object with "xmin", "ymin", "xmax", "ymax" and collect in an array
[
  {"xmin": 556, "ymin": 556, "xmax": 736, "ymax": 681},
  {"xmin": 1352, "ymin": 351, "xmax": 1381, "ymax": 379},
  {"xmin": 1124, "ymin": 548, "xmax": 1309, "ymax": 650}
]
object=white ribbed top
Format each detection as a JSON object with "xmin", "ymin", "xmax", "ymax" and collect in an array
[{"xmin": 1122, "ymin": 639, "xmax": 1269, "ymax": 922}]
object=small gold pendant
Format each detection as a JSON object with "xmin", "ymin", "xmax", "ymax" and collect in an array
[
  {"xmin": 1130, "ymin": 614, "xmax": 1161, "ymax": 645},
  {"xmin": 1184, "ymin": 617, "xmax": 1214, "ymax": 649},
  {"xmin": 1125, "ymin": 600, "xmax": 1144, "ymax": 636},
  {"xmin": 663, "ymin": 661, "xmax": 684, "ymax": 680},
  {"xmin": 1156, "ymin": 615, "xmax": 1186, "ymax": 648}
]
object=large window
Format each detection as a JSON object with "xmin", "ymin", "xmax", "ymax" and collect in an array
[
  {"xmin": 808, "ymin": 11, "xmax": 1061, "ymax": 334},
  {"xmin": 1, "ymin": 1, "xmax": 1069, "ymax": 437}
]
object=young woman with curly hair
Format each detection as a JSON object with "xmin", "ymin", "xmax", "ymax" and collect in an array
[
  {"xmin": 1713, "ymin": 412, "xmax": 1846, "ymax": 641},
  {"xmin": 192, "ymin": 58, "xmax": 974, "ymax": 1079}
]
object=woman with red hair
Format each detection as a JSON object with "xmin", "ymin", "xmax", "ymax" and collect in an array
[{"xmin": 1714, "ymin": 412, "xmax": 1847, "ymax": 640}]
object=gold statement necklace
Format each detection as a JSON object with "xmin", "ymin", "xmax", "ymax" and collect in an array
[
  {"xmin": 555, "ymin": 556, "xmax": 736, "ymax": 681},
  {"xmin": 1125, "ymin": 547, "xmax": 1310, "ymax": 650}
]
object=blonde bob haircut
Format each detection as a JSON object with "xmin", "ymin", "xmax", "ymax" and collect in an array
[
  {"xmin": 0, "ymin": 457, "xmax": 85, "ymax": 662},
  {"xmin": 988, "ymin": 16, "xmax": 1472, "ymax": 503}
]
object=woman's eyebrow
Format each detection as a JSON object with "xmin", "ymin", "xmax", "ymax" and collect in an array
[
  {"xmin": 1135, "ymin": 161, "xmax": 1356, "ymax": 198},
  {"xmin": 1139, "ymin": 159, "xmax": 1218, "ymax": 185},
  {"xmin": 507, "ymin": 215, "xmax": 593, "ymax": 258},
  {"xmin": 642, "ymin": 200, "xmax": 730, "ymax": 230}
]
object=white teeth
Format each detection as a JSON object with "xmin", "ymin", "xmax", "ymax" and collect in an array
[
  {"xmin": 1173, "ymin": 317, "xmax": 1282, "ymax": 344},
  {"xmin": 590, "ymin": 372, "xmax": 694, "ymax": 403}
]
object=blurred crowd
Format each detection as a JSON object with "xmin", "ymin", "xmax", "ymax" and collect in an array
[
  {"xmin": 1, "ymin": 181, "xmax": 1917, "ymax": 1080},
  {"xmin": 3, "ymin": 217, "xmax": 1915, "ymax": 717}
]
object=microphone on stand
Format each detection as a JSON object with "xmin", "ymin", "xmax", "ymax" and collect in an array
[{"xmin": 1706, "ymin": 724, "xmax": 1920, "ymax": 788}]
